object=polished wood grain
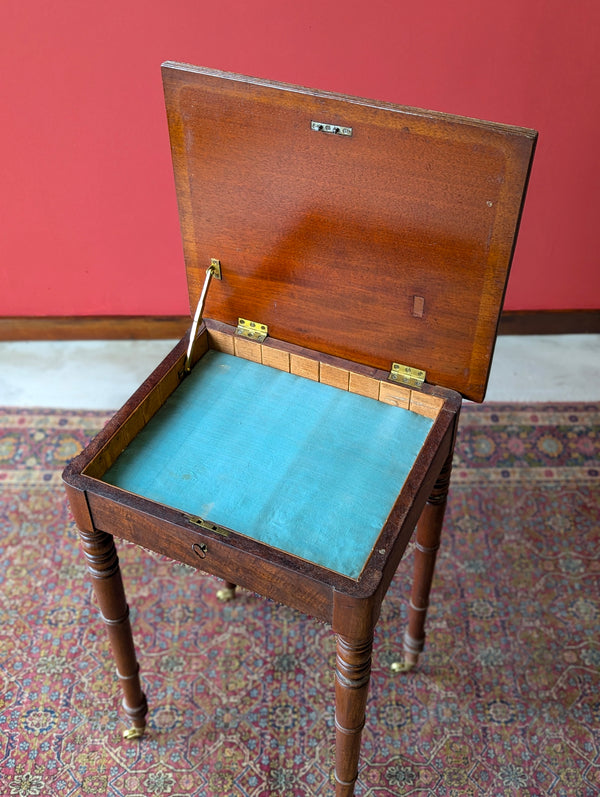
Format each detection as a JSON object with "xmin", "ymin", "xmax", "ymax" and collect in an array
[
  {"xmin": 163, "ymin": 62, "xmax": 536, "ymax": 402},
  {"xmin": 402, "ymin": 451, "xmax": 454, "ymax": 671},
  {"xmin": 77, "ymin": 526, "xmax": 148, "ymax": 736},
  {"xmin": 65, "ymin": 480, "xmax": 147, "ymax": 736},
  {"xmin": 335, "ymin": 634, "xmax": 373, "ymax": 794}
]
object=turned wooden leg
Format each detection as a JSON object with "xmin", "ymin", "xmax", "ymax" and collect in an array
[
  {"xmin": 334, "ymin": 634, "xmax": 373, "ymax": 796},
  {"xmin": 78, "ymin": 527, "xmax": 148, "ymax": 738},
  {"xmin": 216, "ymin": 581, "xmax": 237, "ymax": 602},
  {"xmin": 393, "ymin": 453, "xmax": 453, "ymax": 673}
]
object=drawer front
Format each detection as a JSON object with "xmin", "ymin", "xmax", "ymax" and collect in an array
[{"xmin": 85, "ymin": 490, "xmax": 334, "ymax": 624}]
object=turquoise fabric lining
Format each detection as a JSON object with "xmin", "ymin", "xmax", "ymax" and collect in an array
[{"xmin": 103, "ymin": 350, "xmax": 433, "ymax": 579}]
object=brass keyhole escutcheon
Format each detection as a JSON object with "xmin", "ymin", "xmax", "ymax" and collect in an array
[{"xmin": 192, "ymin": 542, "xmax": 208, "ymax": 559}]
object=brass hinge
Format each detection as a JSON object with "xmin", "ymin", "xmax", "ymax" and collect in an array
[
  {"xmin": 236, "ymin": 318, "xmax": 268, "ymax": 342},
  {"xmin": 389, "ymin": 362, "xmax": 426, "ymax": 389}
]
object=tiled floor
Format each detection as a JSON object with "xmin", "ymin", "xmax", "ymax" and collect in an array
[{"xmin": 0, "ymin": 335, "xmax": 599, "ymax": 409}]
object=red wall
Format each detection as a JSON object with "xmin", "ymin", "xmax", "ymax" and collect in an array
[{"xmin": 2, "ymin": 0, "xmax": 599, "ymax": 316}]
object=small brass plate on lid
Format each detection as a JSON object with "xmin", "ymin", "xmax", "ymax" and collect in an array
[{"xmin": 311, "ymin": 120, "xmax": 353, "ymax": 137}]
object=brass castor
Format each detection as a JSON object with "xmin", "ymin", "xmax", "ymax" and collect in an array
[
  {"xmin": 391, "ymin": 649, "xmax": 419, "ymax": 673},
  {"xmin": 391, "ymin": 658, "xmax": 416, "ymax": 674},
  {"xmin": 216, "ymin": 582, "xmax": 237, "ymax": 602},
  {"xmin": 123, "ymin": 725, "xmax": 145, "ymax": 740}
]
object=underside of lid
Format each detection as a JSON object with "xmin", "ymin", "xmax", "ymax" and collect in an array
[{"xmin": 162, "ymin": 62, "xmax": 536, "ymax": 402}]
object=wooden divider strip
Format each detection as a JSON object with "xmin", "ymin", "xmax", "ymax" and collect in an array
[{"xmin": 204, "ymin": 333, "xmax": 442, "ymax": 420}]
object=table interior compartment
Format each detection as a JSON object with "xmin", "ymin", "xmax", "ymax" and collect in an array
[{"xmin": 97, "ymin": 338, "xmax": 437, "ymax": 579}]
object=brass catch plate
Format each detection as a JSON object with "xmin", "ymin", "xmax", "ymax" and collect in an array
[
  {"xmin": 236, "ymin": 318, "xmax": 268, "ymax": 342},
  {"xmin": 389, "ymin": 362, "xmax": 426, "ymax": 388},
  {"xmin": 210, "ymin": 258, "xmax": 222, "ymax": 279},
  {"xmin": 185, "ymin": 514, "xmax": 230, "ymax": 537}
]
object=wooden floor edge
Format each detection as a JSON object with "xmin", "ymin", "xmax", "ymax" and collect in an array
[
  {"xmin": 497, "ymin": 309, "xmax": 600, "ymax": 335},
  {"xmin": 0, "ymin": 316, "xmax": 191, "ymax": 341},
  {"xmin": 0, "ymin": 310, "xmax": 598, "ymax": 341}
]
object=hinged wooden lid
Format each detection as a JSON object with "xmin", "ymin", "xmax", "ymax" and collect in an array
[{"xmin": 162, "ymin": 62, "xmax": 536, "ymax": 402}]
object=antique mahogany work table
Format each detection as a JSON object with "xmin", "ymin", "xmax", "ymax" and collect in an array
[{"xmin": 63, "ymin": 62, "xmax": 536, "ymax": 795}]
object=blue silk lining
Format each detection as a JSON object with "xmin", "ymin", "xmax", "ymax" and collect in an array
[{"xmin": 103, "ymin": 350, "xmax": 433, "ymax": 579}]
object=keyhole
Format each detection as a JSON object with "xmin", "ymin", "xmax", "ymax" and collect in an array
[{"xmin": 192, "ymin": 542, "xmax": 208, "ymax": 559}]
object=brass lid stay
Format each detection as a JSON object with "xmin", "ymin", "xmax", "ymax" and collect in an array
[{"xmin": 184, "ymin": 258, "xmax": 222, "ymax": 374}]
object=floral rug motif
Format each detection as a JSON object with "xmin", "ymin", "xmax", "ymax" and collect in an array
[{"xmin": 0, "ymin": 403, "xmax": 599, "ymax": 796}]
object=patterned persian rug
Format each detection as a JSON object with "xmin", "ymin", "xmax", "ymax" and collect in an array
[{"xmin": 0, "ymin": 404, "xmax": 598, "ymax": 797}]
